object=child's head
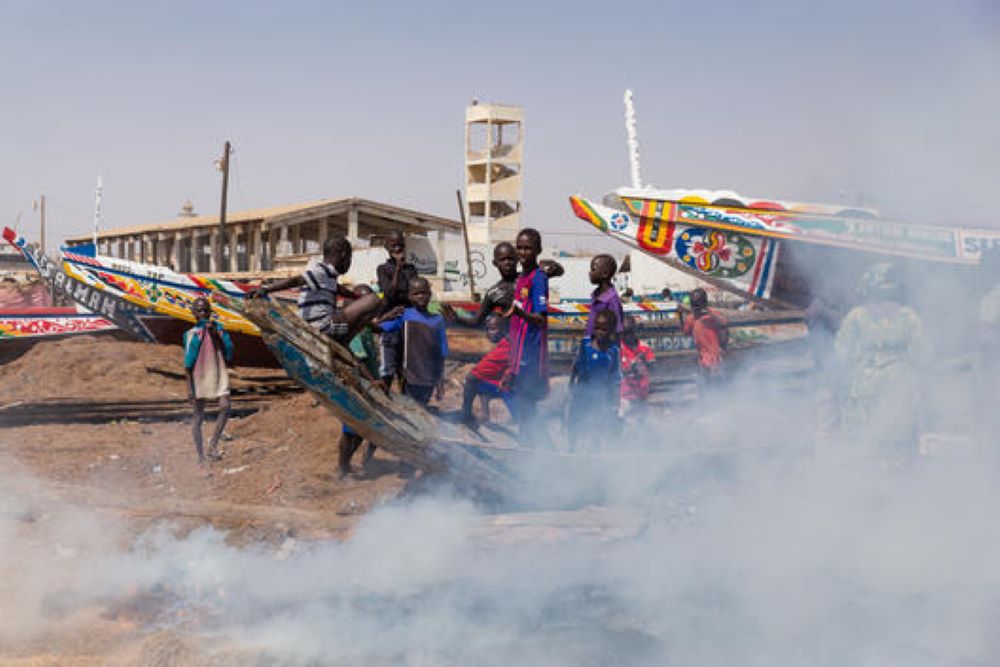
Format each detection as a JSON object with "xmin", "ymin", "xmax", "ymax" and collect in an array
[
  {"xmin": 323, "ymin": 236, "xmax": 353, "ymax": 274},
  {"xmin": 492, "ymin": 242, "xmax": 518, "ymax": 280},
  {"xmin": 689, "ymin": 288, "xmax": 708, "ymax": 311},
  {"xmin": 385, "ymin": 231, "xmax": 406, "ymax": 257},
  {"xmin": 589, "ymin": 254, "xmax": 617, "ymax": 286},
  {"xmin": 408, "ymin": 277, "xmax": 432, "ymax": 310},
  {"xmin": 622, "ymin": 314, "xmax": 640, "ymax": 345},
  {"xmin": 191, "ymin": 295, "xmax": 212, "ymax": 322},
  {"xmin": 515, "ymin": 228, "xmax": 542, "ymax": 269},
  {"xmin": 661, "ymin": 287, "xmax": 673, "ymax": 301},
  {"xmin": 485, "ymin": 313, "xmax": 506, "ymax": 343},
  {"xmin": 592, "ymin": 309, "xmax": 617, "ymax": 348}
]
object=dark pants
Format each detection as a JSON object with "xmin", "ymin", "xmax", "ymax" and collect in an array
[
  {"xmin": 461, "ymin": 376, "xmax": 513, "ymax": 423},
  {"xmin": 339, "ymin": 424, "xmax": 375, "ymax": 472},
  {"xmin": 380, "ymin": 329, "xmax": 402, "ymax": 383},
  {"xmin": 405, "ymin": 383, "xmax": 434, "ymax": 405},
  {"xmin": 511, "ymin": 373, "xmax": 550, "ymax": 448}
]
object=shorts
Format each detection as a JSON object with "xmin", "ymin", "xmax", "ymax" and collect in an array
[
  {"xmin": 380, "ymin": 328, "xmax": 402, "ymax": 378},
  {"xmin": 318, "ymin": 311, "xmax": 350, "ymax": 340}
]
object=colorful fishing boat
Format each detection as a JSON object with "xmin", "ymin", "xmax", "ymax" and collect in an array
[
  {"xmin": 223, "ymin": 293, "xmax": 529, "ymax": 500},
  {"xmin": 444, "ymin": 298, "xmax": 807, "ymax": 367},
  {"xmin": 3, "ymin": 227, "xmax": 157, "ymax": 341},
  {"xmin": 3, "ymin": 228, "xmax": 278, "ymax": 367},
  {"xmin": 569, "ymin": 188, "xmax": 992, "ymax": 307},
  {"xmin": 0, "ymin": 306, "xmax": 118, "ymax": 363}
]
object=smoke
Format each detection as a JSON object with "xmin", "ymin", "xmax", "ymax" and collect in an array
[{"xmin": 5, "ymin": 342, "xmax": 1000, "ymax": 666}]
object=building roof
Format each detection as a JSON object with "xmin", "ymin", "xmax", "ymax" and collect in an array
[{"xmin": 65, "ymin": 197, "xmax": 463, "ymax": 243}]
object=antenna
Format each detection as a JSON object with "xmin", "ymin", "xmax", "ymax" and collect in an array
[
  {"xmin": 93, "ymin": 175, "xmax": 103, "ymax": 248},
  {"xmin": 623, "ymin": 89, "xmax": 643, "ymax": 190}
]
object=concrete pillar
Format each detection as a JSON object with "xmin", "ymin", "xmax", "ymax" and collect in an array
[
  {"xmin": 251, "ymin": 222, "xmax": 262, "ymax": 272},
  {"xmin": 209, "ymin": 233, "xmax": 219, "ymax": 273},
  {"xmin": 318, "ymin": 216, "xmax": 329, "ymax": 252},
  {"xmin": 436, "ymin": 230, "xmax": 445, "ymax": 282},
  {"xmin": 347, "ymin": 205, "xmax": 359, "ymax": 242},
  {"xmin": 171, "ymin": 233, "xmax": 182, "ymax": 271},
  {"xmin": 229, "ymin": 225, "xmax": 239, "ymax": 273}
]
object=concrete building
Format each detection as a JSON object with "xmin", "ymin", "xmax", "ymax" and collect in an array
[
  {"xmin": 464, "ymin": 102, "xmax": 524, "ymax": 245},
  {"xmin": 64, "ymin": 197, "xmax": 463, "ymax": 280}
]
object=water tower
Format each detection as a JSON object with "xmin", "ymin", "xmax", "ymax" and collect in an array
[{"xmin": 464, "ymin": 102, "xmax": 524, "ymax": 245}]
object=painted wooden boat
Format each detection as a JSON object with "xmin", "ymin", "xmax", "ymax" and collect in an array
[
  {"xmin": 221, "ymin": 293, "xmax": 529, "ymax": 500},
  {"xmin": 4, "ymin": 227, "xmax": 159, "ymax": 342},
  {"xmin": 444, "ymin": 299, "xmax": 806, "ymax": 367},
  {"xmin": 570, "ymin": 189, "xmax": 991, "ymax": 307},
  {"xmin": 0, "ymin": 306, "xmax": 119, "ymax": 363},
  {"xmin": 3, "ymin": 228, "xmax": 279, "ymax": 367}
]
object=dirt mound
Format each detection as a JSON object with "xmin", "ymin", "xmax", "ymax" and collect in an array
[{"xmin": 0, "ymin": 336, "xmax": 188, "ymax": 403}]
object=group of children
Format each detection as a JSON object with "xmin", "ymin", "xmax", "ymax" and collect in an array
[{"xmin": 182, "ymin": 227, "xmax": 731, "ymax": 467}]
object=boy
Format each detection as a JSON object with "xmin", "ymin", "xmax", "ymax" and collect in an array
[
  {"xmin": 184, "ymin": 296, "xmax": 234, "ymax": 463},
  {"xmin": 620, "ymin": 314, "xmax": 654, "ymax": 419},
  {"xmin": 250, "ymin": 236, "xmax": 381, "ymax": 342},
  {"xmin": 441, "ymin": 241, "xmax": 564, "ymax": 328},
  {"xmin": 377, "ymin": 277, "xmax": 448, "ymax": 405},
  {"xmin": 568, "ymin": 309, "xmax": 621, "ymax": 451},
  {"xmin": 460, "ymin": 314, "xmax": 511, "ymax": 427},
  {"xmin": 338, "ymin": 285, "xmax": 382, "ymax": 476},
  {"xmin": 503, "ymin": 228, "xmax": 550, "ymax": 445},
  {"xmin": 586, "ymin": 254, "xmax": 624, "ymax": 339},
  {"xmin": 680, "ymin": 287, "xmax": 729, "ymax": 388},
  {"xmin": 376, "ymin": 231, "xmax": 419, "ymax": 388}
]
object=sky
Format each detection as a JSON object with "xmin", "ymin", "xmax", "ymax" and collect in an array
[{"xmin": 1, "ymin": 0, "xmax": 998, "ymax": 250}]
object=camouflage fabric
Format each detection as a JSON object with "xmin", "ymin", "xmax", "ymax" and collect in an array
[{"xmin": 834, "ymin": 301, "xmax": 924, "ymax": 457}]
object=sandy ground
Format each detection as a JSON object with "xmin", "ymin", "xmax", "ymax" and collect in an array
[{"xmin": 0, "ymin": 337, "xmax": 417, "ymax": 664}]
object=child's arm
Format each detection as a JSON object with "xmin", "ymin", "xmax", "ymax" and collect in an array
[
  {"xmin": 218, "ymin": 325, "xmax": 235, "ymax": 364},
  {"xmin": 338, "ymin": 283, "xmax": 362, "ymax": 300},
  {"xmin": 371, "ymin": 306, "xmax": 406, "ymax": 332},
  {"xmin": 183, "ymin": 330, "xmax": 199, "ymax": 402},
  {"xmin": 248, "ymin": 274, "xmax": 305, "ymax": 299},
  {"xmin": 435, "ymin": 317, "xmax": 449, "ymax": 400}
]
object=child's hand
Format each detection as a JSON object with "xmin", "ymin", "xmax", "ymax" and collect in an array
[
  {"xmin": 379, "ymin": 306, "xmax": 405, "ymax": 322},
  {"xmin": 438, "ymin": 303, "xmax": 456, "ymax": 323},
  {"xmin": 500, "ymin": 371, "xmax": 514, "ymax": 392}
]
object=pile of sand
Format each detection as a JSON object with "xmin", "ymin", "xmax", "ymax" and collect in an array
[{"xmin": 0, "ymin": 336, "xmax": 189, "ymax": 404}]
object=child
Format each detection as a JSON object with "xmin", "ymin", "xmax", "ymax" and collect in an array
[
  {"xmin": 460, "ymin": 314, "xmax": 512, "ymax": 427},
  {"xmin": 586, "ymin": 254, "xmax": 624, "ymax": 340},
  {"xmin": 377, "ymin": 277, "xmax": 448, "ymax": 405},
  {"xmin": 184, "ymin": 296, "xmax": 234, "ymax": 463},
  {"xmin": 441, "ymin": 241, "xmax": 565, "ymax": 328},
  {"xmin": 620, "ymin": 314, "xmax": 654, "ymax": 419},
  {"xmin": 250, "ymin": 236, "xmax": 381, "ymax": 342},
  {"xmin": 338, "ymin": 285, "xmax": 382, "ymax": 476},
  {"xmin": 503, "ymin": 228, "xmax": 550, "ymax": 445},
  {"xmin": 376, "ymin": 231, "xmax": 419, "ymax": 388},
  {"xmin": 681, "ymin": 287, "xmax": 729, "ymax": 389},
  {"xmin": 568, "ymin": 309, "xmax": 621, "ymax": 451}
]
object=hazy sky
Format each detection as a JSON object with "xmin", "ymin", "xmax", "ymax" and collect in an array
[{"xmin": 1, "ymin": 0, "xmax": 998, "ymax": 249}]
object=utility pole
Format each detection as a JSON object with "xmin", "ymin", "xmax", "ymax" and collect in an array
[
  {"xmin": 455, "ymin": 189, "xmax": 477, "ymax": 299},
  {"xmin": 215, "ymin": 140, "xmax": 231, "ymax": 273},
  {"xmin": 38, "ymin": 195, "xmax": 46, "ymax": 254},
  {"xmin": 93, "ymin": 176, "xmax": 103, "ymax": 249}
]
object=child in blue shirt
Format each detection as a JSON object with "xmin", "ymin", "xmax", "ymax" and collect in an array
[
  {"xmin": 567, "ymin": 309, "xmax": 621, "ymax": 452},
  {"xmin": 377, "ymin": 277, "xmax": 448, "ymax": 405}
]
